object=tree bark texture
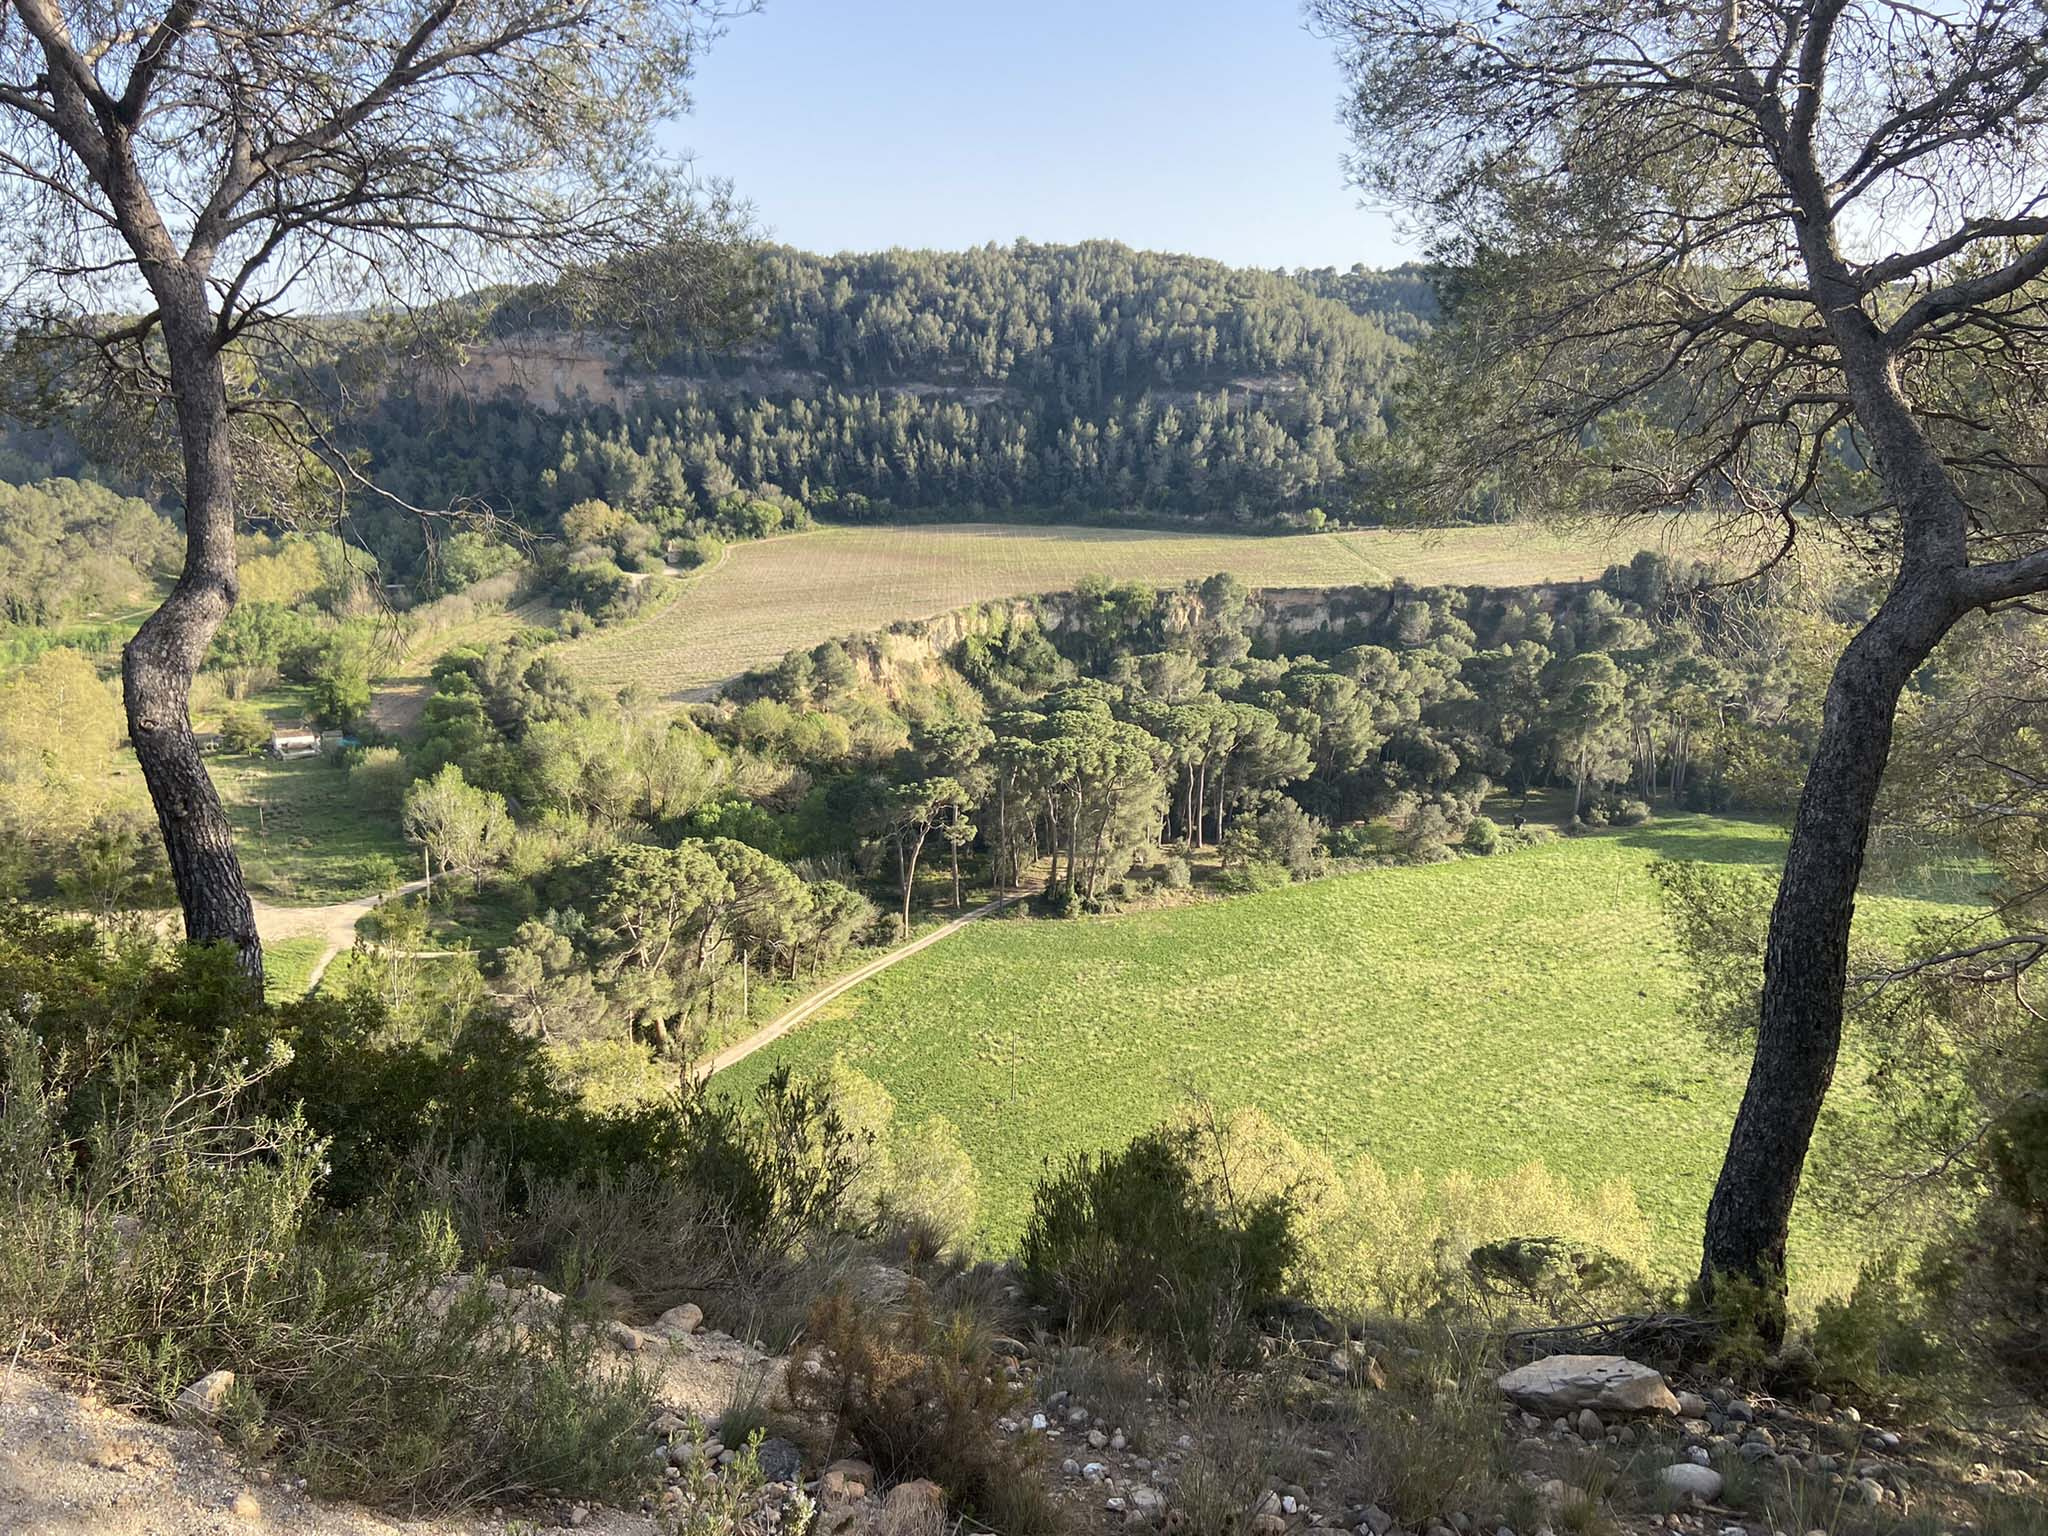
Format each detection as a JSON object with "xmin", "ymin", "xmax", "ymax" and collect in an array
[{"xmin": 122, "ymin": 270, "xmax": 262, "ymax": 984}]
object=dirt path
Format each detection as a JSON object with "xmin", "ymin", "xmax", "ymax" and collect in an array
[
  {"xmin": 694, "ymin": 886, "xmax": 1031, "ymax": 1082},
  {"xmin": 366, "ymin": 597, "xmax": 556, "ymax": 739},
  {"xmin": 1, "ymin": 1316, "xmax": 778, "ymax": 1536},
  {"xmin": 252, "ymin": 878, "xmax": 429, "ymax": 993}
]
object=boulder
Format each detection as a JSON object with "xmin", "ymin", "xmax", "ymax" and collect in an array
[
  {"xmin": 174, "ymin": 1370, "xmax": 236, "ymax": 1423},
  {"xmin": 819, "ymin": 1466, "xmax": 868, "ymax": 1515},
  {"xmin": 1660, "ymin": 1464, "xmax": 1724, "ymax": 1501},
  {"xmin": 877, "ymin": 1478, "xmax": 946, "ymax": 1536},
  {"xmin": 1496, "ymin": 1355, "xmax": 1680, "ymax": 1416},
  {"xmin": 756, "ymin": 1435, "xmax": 804, "ymax": 1484},
  {"xmin": 607, "ymin": 1320, "xmax": 651, "ymax": 1353},
  {"xmin": 657, "ymin": 1302, "xmax": 705, "ymax": 1337}
]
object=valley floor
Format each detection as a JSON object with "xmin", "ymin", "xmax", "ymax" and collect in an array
[{"xmin": 719, "ymin": 815, "xmax": 1978, "ymax": 1295}]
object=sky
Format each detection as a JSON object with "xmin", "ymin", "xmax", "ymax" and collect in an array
[{"xmin": 668, "ymin": 0, "xmax": 1411, "ymax": 272}]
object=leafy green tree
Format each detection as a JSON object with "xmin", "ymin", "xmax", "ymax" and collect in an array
[
  {"xmin": 1315, "ymin": 0, "xmax": 2048, "ymax": 1318},
  {"xmin": 55, "ymin": 809, "xmax": 170, "ymax": 920},
  {"xmin": 302, "ymin": 629, "xmax": 377, "ymax": 730},
  {"xmin": 1547, "ymin": 653, "xmax": 1628, "ymax": 820},
  {"xmin": 879, "ymin": 778, "xmax": 967, "ymax": 939},
  {"xmin": 401, "ymin": 764, "xmax": 512, "ymax": 881},
  {"xmin": 0, "ymin": 0, "xmax": 751, "ymax": 983}
]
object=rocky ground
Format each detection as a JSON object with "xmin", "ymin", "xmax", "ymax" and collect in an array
[{"xmin": 8, "ymin": 1273, "xmax": 2045, "ymax": 1536}]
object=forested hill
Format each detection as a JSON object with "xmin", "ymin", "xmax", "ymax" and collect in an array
[
  {"xmin": 652, "ymin": 244, "xmax": 1426, "ymax": 399},
  {"xmin": 354, "ymin": 244, "xmax": 1432, "ymax": 559}
]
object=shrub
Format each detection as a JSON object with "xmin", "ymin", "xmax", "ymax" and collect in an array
[
  {"xmin": 1020, "ymin": 1125, "xmax": 1296, "ymax": 1360},
  {"xmin": 1034, "ymin": 883, "xmax": 1083, "ymax": 918},
  {"xmin": 1462, "ymin": 816, "xmax": 1501, "ymax": 855},
  {"xmin": 1217, "ymin": 857, "xmax": 1291, "ymax": 894},
  {"xmin": 220, "ymin": 703, "xmax": 272, "ymax": 754},
  {"xmin": 1245, "ymin": 797, "xmax": 1327, "ymax": 877},
  {"xmin": 1161, "ymin": 855, "xmax": 1193, "ymax": 890},
  {"xmin": 1579, "ymin": 794, "xmax": 1653, "ymax": 828},
  {"xmin": 1466, "ymin": 1236, "xmax": 1649, "ymax": 1322},
  {"xmin": 0, "ymin": 1028, "xmax": 653, "ymax": 1510},
  {"xmin": 673, "ymin": 1067, "xmax": 869, "ymax": 1254},
  {"xmin": 1913, "ymin": 1097, "xmax": 2048, "ymax": 1405},
  {"xmin": 348, "ymin": 745, "xmax": 413, "ymax": 814},
  {"xmin": 793, "ymin": 1286, "xmax": 1065, "ymax": 1535},
  {"xmin": 1342, "ymin": 1338, "xmax": 1518, "ymax": 1526},
  {"xmin": 667, "ymin": 532, "xmax": 723, "ymax": 570},
  {"xmin": 887, "ymin": 1115, "xmax": 980, "ymax": 1250},
  {"xmin": 1302, "ymin": 1156, "xmax": 1655, "ymax": 1322},
  {"xmin": 1809, "ymin": 1252, "xmax": 1943, "ymax": 1396}
]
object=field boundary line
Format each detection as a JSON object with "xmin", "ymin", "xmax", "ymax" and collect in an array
[{"xmin": 694, "ymin": 885, "xmax": 1033, "ymax": 1082}]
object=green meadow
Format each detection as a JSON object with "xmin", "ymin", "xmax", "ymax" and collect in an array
[{"xmin": 723, "ymin": 818, "xmax": 1977, "ymax": 1292}]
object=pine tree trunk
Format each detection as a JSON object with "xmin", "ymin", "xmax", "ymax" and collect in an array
[
  {"xmin": 1698, "ymin": 573, "xmax": 1956, "ymax": 1327},
  {"xmin": 123, "ymin": 272, "xmax": 261, "ymax": 985},
  {"xmin": 997, "ymin": 778, "xmax": 1010, "ymax": 891}
]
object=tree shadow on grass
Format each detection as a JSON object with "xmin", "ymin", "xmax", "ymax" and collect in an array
[{"xmin": 1611, "ymin": 817, "xmax": 1790, "ymax": 867}]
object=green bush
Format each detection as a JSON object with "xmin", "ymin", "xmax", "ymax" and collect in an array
[
  {"xmin": 1020, "ymin": 1125, "xmax": 1296, "ymax": 1360},
  {"xmin": 0, "ymin": 907, "xmax": 898, "ymax": 1508},
  {"xmin": 1216, "ymin": 858, "xmax": 1290, "ymax": 894},
  {"xmin": 0, "ymin": 1027, "xmax": 653, "ymax": 1510},
  {"xmin": 1809, "ymin": 1253, "xmax": 1943, "ymax": 1396},
  {"xmin": 220, "ymin": 704, "xmax": 272, "ymax": 754},
  {"xmin": 1035, "ymin": 883, "xmax": 1083, "ymax": 918},
  {"xmin": 1462, "ymin": 816, "xmax": 1501, "ymax": 855}
]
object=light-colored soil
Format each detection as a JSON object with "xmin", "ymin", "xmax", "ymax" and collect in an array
[
  {"xmin": 0, "ymin": 1312, "xmax": 779, "ymax": 1535},
  {"xmin": 250, "ymin": 878, "xmax": 429, "ymax": 993},
  {"xmin": 0, "ymin": 1368, "xmax": 605, "ymax": 1536}
]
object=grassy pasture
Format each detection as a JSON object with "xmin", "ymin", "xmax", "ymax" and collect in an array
[
  {"xmin": 213, "ymin": 755, "xmax": 412, "ymax": 905},
  {"xmin": 720, "ymin": 816, "xmax": 1976, "ymax": 1291},
  {"xmin": 560, "ymin": 521, "xmax": 1685, "ymax": 702},
  {"xmin": 262, "ymin": 935, "xmax": 330, "ymax": 1002}
]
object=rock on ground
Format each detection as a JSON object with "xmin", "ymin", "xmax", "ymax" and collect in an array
[
  {"xmin": 1496, "ymin": 1354, "xmax": 1681, "ymax": 1416},
  {"xmin": 1660, "ymin": 1463, "xmax": 1726, "ymax": 1501}
]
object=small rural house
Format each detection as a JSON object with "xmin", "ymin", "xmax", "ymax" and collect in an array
[{"xmin": 268, "ymin": 724, "xmax": 323, "ymax": 760}]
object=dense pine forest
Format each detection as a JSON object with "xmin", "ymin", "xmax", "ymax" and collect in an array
[{"xmin": 346, "ymin": 244, "xmax": 1432, "ymax": 581}]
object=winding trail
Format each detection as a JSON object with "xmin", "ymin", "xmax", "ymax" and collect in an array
[
  {"xmin": 252, "ymin": 877, "xmax": 429, "ymax": 993},
  {"xmin": 693, "ymin": 885, "xmax": 1033, "ymax": 1082}
]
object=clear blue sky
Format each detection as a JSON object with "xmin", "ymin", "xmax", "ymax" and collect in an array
[{"xmin": 669, "ymin": 0, "xmax": 1410, "ymax": 271}]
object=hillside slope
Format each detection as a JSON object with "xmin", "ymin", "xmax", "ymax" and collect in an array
[{"xmin": 348, "ymin": 244, "xmax": 1431, "ymax": 556}]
